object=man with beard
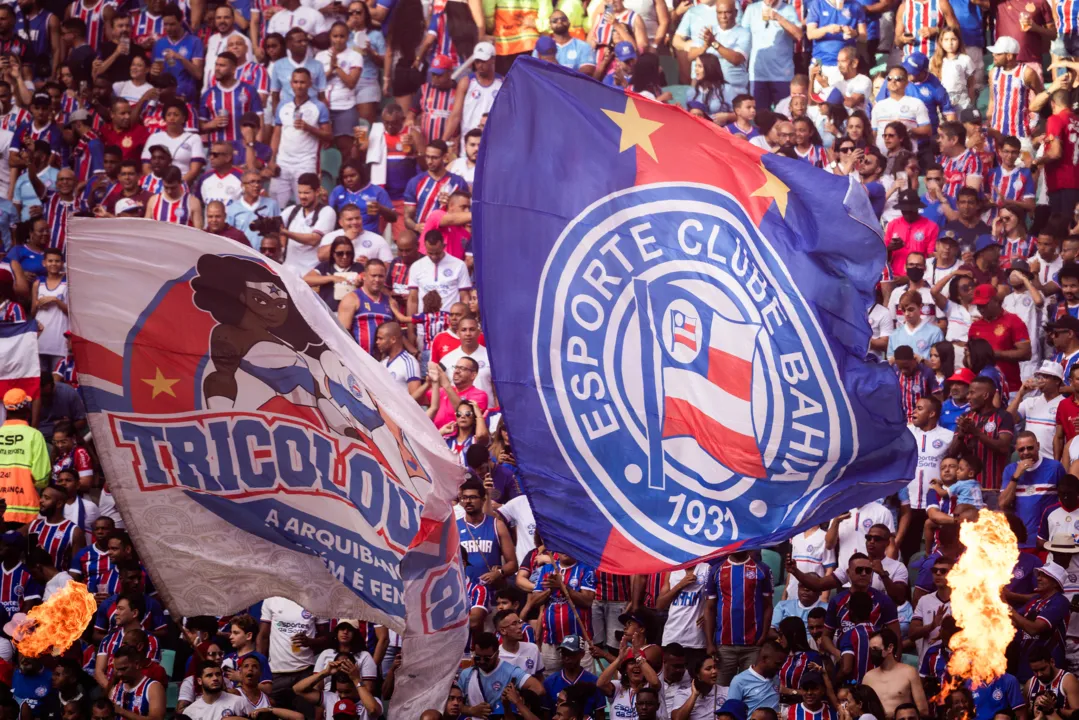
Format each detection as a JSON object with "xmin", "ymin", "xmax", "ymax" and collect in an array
[{"xmin": 182, "ymin": 662, "xmax": 246, "ymax": 720}]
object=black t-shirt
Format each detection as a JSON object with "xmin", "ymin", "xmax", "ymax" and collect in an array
[
  {"xmin": 97, "ymin": 42, "xmax": 150, "ymax": 84},
  {"xmin": 38, "ymin": 689, "xmax": 88, "ymax": 720},
  {"xmin": 67, "ymin": 45, "xmax": 97, "ymax": 88}
]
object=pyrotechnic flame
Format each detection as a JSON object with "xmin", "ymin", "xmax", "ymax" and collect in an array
[
  {"xmin": 941, "ymin": 511, "xmax": 1019, "ymax": 693},
  {"xmin": 8, "ymin": 581, "xmax": 96, "ymax": 657}
]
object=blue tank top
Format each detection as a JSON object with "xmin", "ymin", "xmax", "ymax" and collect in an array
[{"xmin": 457, "ymin": 515, "xmax": 501, "ymax": 585}]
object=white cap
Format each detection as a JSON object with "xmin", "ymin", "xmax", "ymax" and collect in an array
[
  {"xmin": 452, "ymin": 42, "xmax": 496, "ymax": 81},
  {"xmin": 986, "ymin": 36, "xmax": 1020, "ymax": 54},
  {"xmin": 1037, "ymin": 561, "xmax": 1068, "ymax": 590},
  {"xmin": 1036, "ymin": 360, "xmax": 1066, "ymax": 381},
  {"xmin": 114, "ymin": 198, "xmax": 142, "ymax": 214}
]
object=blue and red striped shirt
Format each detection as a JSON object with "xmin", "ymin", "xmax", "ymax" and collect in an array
[
  {"xmin": 403, "ymin": 171, "xmax": 467, "ymax": 226},
  {"xmin": 788, "ymin": 704, "xmax": 838, "ymax": 720},
  {"xmin": 349, "ymin": 290, "xmax": 394, "ymax": 355},
  {"xmin": 779, "ymin": 650, "xmax": 824, "ymax": 690},
  {"xmin": 838, "ymin": 621, "xmax": 876, "ymax": 682},
  {"xmin": 534, "ymin": 561, "xmax": 597, "ymax": 644},
  {"xmin": 418, "ymin": 82, "xmax": 455, "ymax": 143},
  {"xmin": 990, "ymin": 65, "xmax": 1030, "ymax": 139},
  {"xmin": 200, "ymin": 81, "xmax": 262, "ymax": 143},
  {"xmin": 70, "ymin": 542, "xmax": 112, "ymax": 593},
  {"xmin": 824, "ymin": 588, "xmax": 898, "ymax": 633},
  {"xmin": 595, "ymin": 572, "xmax": 632, "ymax": 603},
  {"xmin": 28, "ymin": 517, "xmax": 77, "ymax": 569},
  {"xmin": 0, "ymin": 563, "xmax": 29, "ymax": 615},
  {"xmin": 70, "ymin": 0, "xmax": 117, "ymax": 51},
  {"xmin": 705, "ymin": 557, "xmax": 773, "ymax": 646},
  {"xmin": 940, "ymin": 149, "xmax": 983, "ymax": 200}
]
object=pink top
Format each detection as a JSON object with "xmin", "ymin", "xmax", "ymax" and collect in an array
[{"xmin": 432, "ymin": 383, "xmax": 489, "ymax": 429}]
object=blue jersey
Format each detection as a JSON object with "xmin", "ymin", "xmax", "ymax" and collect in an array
[
  {"xmin": 1017, "ymin": 593, "xmax": 1071, "ymax": 678},
  {"xmin": 1006, "ymin": 552, "xmax": 1043, "ymax": 604},
  {"xmin": 939, "ymin": 398, "xmax": 969, "ymax": 431},
  {"xmin": 110, "ymin": 677, "xmax": 159, "ymax": 718},
  {"xmin": 200, "ymin": 81, "xmax": 262, "ymax": 143},
  {"xmin": 779, "ymin": 650, "xmax": 824, "ymax": 689},
  {"xmin": 28, "ymin": 517, "xmax": 77, "ymax": 569},
  {"xmin": 920, "ymin": 642, "xmax": 950, "ymax": 680},
  {"xmin": 329, "ymin": 184, "xmax": 391, "ymax": 232},
  {"xmin": 458, "ymin": 661, "xmax": 529, "ymax": 716},
  {"xmin": 458, "ymin": 515, "xmax": 501, "ymax": 586},
  {"xmin": 152, "ymin": 32, "xmax": 204, "ymax": 100},
  {"xmin": 806, "ymin": 0, "xmax": 864, "ymax": 64},
  {"xmin": 969, "ymin": 674, "xmax": 1024, "ymax": 720},
  {"xmin": 349, "ymin": 290, "xmax": 393, "ymax": 355},
  {"xmin": 0, "ymin": 562, "xmax": 29, "ymax": 615},
  {"xmin": 838, "ymin": 622, "xmax": 875, "ymax": 683},
  {"xmin": 12, "ymin": 669, "xmax": 52, "ymax": 715},
  {"xmin": 707, "ymin": 557, "xmax": 774, "ymax": 646},
  {"xmin": 403, "ymin": 171, "xmax": 467, "ymax": 225},
  {"xmin": 1002, "ymin": 459, "xmax": 1064, "ymax": 548},
  {"xmin": 11, "ymin": 120, "xmax": 62, "ymax": 155},
  {"xmin": 15, "ymin": 9, "xmax": 55, "ymax": 73},
  {"xmin": 949, "ymin": 0, "xmax": 984, "ymax": 47},
  {"xmin": 94, "ymin": 592, "xmax": 169, "ymax": 634},
  {"xmin": 544, "ymin": 669, "xmax": 605, "ymax": 716}
]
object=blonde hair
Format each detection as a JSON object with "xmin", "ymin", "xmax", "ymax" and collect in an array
[{"xmin": 929, "ymin": 27, "xmax": 966, "ymax": 78}]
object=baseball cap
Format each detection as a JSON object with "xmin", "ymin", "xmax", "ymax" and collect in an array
[
  {"xmin": 717, "ymin": 699, "xmax": 749, "ymax": 720},
  {"xmin": 1035, "ymin": 360, "xmax": 1066, "ymax": 382},
  {"xmin": 30, "ymin": 92, "xmax": 50, "ymax": 107},
  {"xmin": 430, "ymin": 54, "xmax": 455, "ymax": 74},
  {"xmin": 335, "ymin": 618, "xmax": 360, "ymax": 630},
  {"xmin": 902, "ymin": 51, "xmax": 928, "ymax": 75},
  {"xmin": 959, "ymin": 107, "xmax": 983, "ymax": 124},
  {"xmin": 332, "ymin": 700, "xmax": 357, "ymax": 717},
  {"xmin": 971, "ymin": 283, "xmax": 997, "ymax": 306},
  {"xmin": 947, "ymin": 368, "xmax": 976, "ymax": 385},
  {"xmin": 800, "ymin": 671, "xmax": 825, "ymax": 688},
  {"xmin": 617, "ymin": 610, "xmax": 647, "ymax": 627},
  {"xmin": 1009, "ymin": 257, "xmax": 1033, "ymax": 276},
  {"xmin": 986, "ymin": 36, "xmax": 1020, "ymax": 54},
  {"xmin": 558, "ymin": 635, "xmax": 583, "ymax": 653},
  {"xmin": 973, "ymin": 234, "xmax": 999, "ymax": 255},
  {"xmin": 2, "ymin": 389, "xmax": 31, "ymax": 410},
  {"xmin": 823, "ymin": 87, "xmax": 843, "ymax": 105},
  {"xmin": 1046, "ymin": 314, "xmax": 1079, "ymax": 335},
  {"xmin": 240, "ymin": 111, "xmax": 261, "ymax": 128},
  {"xmin": 114, "ymin": 198, "xmax": 143, "ymax": 215},
  {"xmin": 614, "ymin": 41, "xmax": 637, "ymax": 62},
  {"xmin": 896, "ymin": 189, "xmax": 924, "ymax": 208},
  {"xmin": 452, "ymin": 41, "xmax": 495, "ymax": 81},
  {"xmin": 686, "ymin": 100, "xmax": 709, "ymax": 114},
  {"xmin": 534, "ymin": 36, "xmax": 557, "ymax": 56},
  {"xmin": 65, "ymin": 109, "xmax": 90, "ymax": 126},
  {"xmin": 935, "ymin": 232, "xmax": 958, "ymax": 245}
]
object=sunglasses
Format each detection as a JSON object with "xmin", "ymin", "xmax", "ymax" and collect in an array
[
  {"xmin": 838, "ymin": 147, "xmax": 854, "ymax": 153},
  {"xmin": 883, "ymin": 132, "xmax": 898, "ymax": 138},
  {"xmin": 887, "ymin": 76, "xmax": 904, "ymax": 82},
  {"xmin": 853, "ymin": 567, "xmax": 874, "ymax": 575},
  {"xmin": 864, "ymin": 534, "xmax": 889, "ymax": 542},
  {"xmin": 333, "ymin": 250, "xmax": 352, "ymax": 256},
  {"xmin": 931, "ymin": 567, "xmax": 949, "ymax": 575},
  {"xmin": 457, "ymin": 411, "xmax": 474, "ymax": 418},
  {"xmin": 348, "ymin": 9, "xmax": 364, "ymax": 13}
]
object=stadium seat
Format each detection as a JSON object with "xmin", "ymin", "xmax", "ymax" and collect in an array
[
  {"xmin": 167, "ymin": 683, "xmax": 180, "ymax": 711},
  {"xmin": 761, "ymin": 548, "xmax": 785, "ymax": 589},
  {"xmin": 159, "ymin": 648, "xmax": 175, "ymax": 677},
  {"xmin": 665, "ymin": 85, "xmax": 692, "ymax": 109},
  {"xmin": 901, "ymin": 653, "xmax": 919, "ymax": 669},
  {"xmin": 321, "ymin": 148, "xmax": 343, "ymax": 193},
  {"xmin": 907, "ymin": 551, "xmax": 926, "ymax": 582}
]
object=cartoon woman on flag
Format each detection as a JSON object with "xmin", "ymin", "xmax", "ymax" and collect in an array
[{"xmin": 190, "ymin": 255, "xmax": 384, "ymax": 439}]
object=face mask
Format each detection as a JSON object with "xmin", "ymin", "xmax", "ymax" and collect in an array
[
  {"xmin": 901, "ymin": 209, "xmax": 921, "ymax": 223},
  {"xmin": 869, "ymin": 648, "xmax": 885, "ymax": 665},
  {"xmin": 906, "ymin": 267, "xmax": 925, "ymax": 283}
]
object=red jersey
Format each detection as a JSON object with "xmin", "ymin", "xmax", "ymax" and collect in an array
[
  {"xmin": 1044, "ymin": 108, "xmax": 1079, "ymax": 192},
  {"xmin": 430, "ymin": 330, "xmax": 486, "ymax": 364},
  {"xmin": 968, "ymin": 311, "xmax": 1030, "ymax": 392},
  {"xmin": 1057, "ymin": 397, "xmax": 1079, "ymax": 442}
]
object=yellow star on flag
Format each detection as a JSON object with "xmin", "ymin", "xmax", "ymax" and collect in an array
[
  {"xmin": 750, "ymin": 164, "xmax": 790, "ymax": 218},
  {"xmin": 142, "ymin": 367, "xmax": 180, "ymax": 399},
  {"xmin": 602, "ymin": 98, "xmax": 664, "ymax": 162}
]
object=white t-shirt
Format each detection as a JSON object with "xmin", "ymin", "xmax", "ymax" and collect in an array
[
  {"xmin": 0, "ymin": 129, "xmax": 12, "ymax": 199},
  {"xmin": 113, "ymin": 80, "xmax": 152, "ymax": 103},
  {"xmin": 868, "ymin": 304, "xmax": 894, "ymax": 361},
  {"xmin": 260, "ymin": 597, "xmax": 322, "ymax": 672},
  {"xmin": 316, "ymin": 48, "xmax": 364, "ymax": 110},
  {"xmin": 906, "ymin": 425, "xmax": 954, "ymax": 510},
  {"xmin": 1017, "ymin": 393, "xmax": 1064, "ymax": 459},
  {"xmin": 442, "ymin": 345, "xmax": 493, "ymax": 406},
  {"xmin": 1002, "ymin": 289, "xmax": 1042, "ymax": 365},
  {"xmin": 282, "ymin": 204, "xmax": 337, "ymax": 274},
  {"xmin": 786, "ymin": 527, "xmax": 836, "ymax": 598},
  {"xmin": 498, "ymin": 495, "xmax": 536, "ymax": 564},
  {"xmin": 406, "ymin": 254, "xmax": 472, "ymax": 310},
  {"xmin": 276, "ymin": 98, "xmax": 330, "ymax": 167},
  {"xmin": 835, "ymin": 502, "xmax": 895, "ymax": 569},
  {"xmin": 141, "ymin": 131, "xmax": 205, "ymax": 175},
  {"xmin": 382, "ymin": 351, "xmax": 422, "ymax": 390},
  {"xmin": 499, "ymin": 642, "xmax": 544, "ymax": 676},
  {"xmin": 184, "ymin": 692, "xmax": 248, "ymax": 720},
  {"xmin": 836, "ymin": 73, "xmax": 872, "ymax": 109},
  {"xmin": 661, "ymin": 565, "xmax": 709, "ymax": 648},
  {"xmin": 912, "ymin": 591, "xmax": 951, "ymax": 663},
  {"xmin": 447, "ymin": 157, "xmax": 475, "ymax": 186},
  {"xmin": 204, "ymin": 31, "xmax": 253, "ymax": 88},
  {"xmin": 319, "ymin": 229, "xmax": 394, "ymax": 263},
  {"xmin": 267, "ymin": 6, "xmax": 326, "ymax": 36},
  {"xmin": 940, "ymin": 54, "xmax": 975, "ymax": 109},
  {"xmin": 63, "ymin": 497, "xmax": 100, "ymax": 535},
  {"xmin": 43, "ymin": 571, "xmax": 74, "ymax": 601},
  {"xmin": 871, "ymin": 95, "xmax": 930, "ymax": 152},
  {"xmin": 1029, "ymin": 251, "xmax": 1064, "ymax": 290}
]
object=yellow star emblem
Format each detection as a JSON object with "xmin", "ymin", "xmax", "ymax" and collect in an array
[
  {"xmin": 142, "ymin": 367, "xmax": 180, "ymax": 399},
  {"xmin": 750, "ymin": 164, "xmax": 790, "ymax": 218},
  {"xmin": 602, "ymin": 97, "xmax": 664, "ymax": 162}
]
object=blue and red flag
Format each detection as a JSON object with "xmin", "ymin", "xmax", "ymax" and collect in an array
[{"xmin": 472, "ymin": 59, "xmax": 916, "ymax": 573}]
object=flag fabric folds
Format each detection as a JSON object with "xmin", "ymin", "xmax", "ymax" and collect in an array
[
  {"xmin": 65, "ymin": 218, "xmax": 468, "ymax": 718},
  {"xmin": 472, "ymin": 59, "xmax": 917, "ymax": 573},
  {"xmin": 0, "ymin": 321, "xmax": 41, "ymax": 401}
]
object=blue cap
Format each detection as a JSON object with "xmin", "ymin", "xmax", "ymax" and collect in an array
[
  {"xmin": 974, "ymin": 234, "xmax": 999, "ymax": 254},
  {"xmin": 903, "ymin": 51, "xmax": 929, "ymax": 75},
  {"xmin": 824, "ymin": 87, "xmax": 844, "ymax": 105},
  {"xmin": 615, "ymin": 41, "xmax": 637, "ymax": 62},
  {"xmin": 686, "ymin": 100, "xmax": 709, "ymax": 114},
  {"xmin": 535, "ymin": 35, "xmax": 557, "ymax": 56},
  {"xmin": 717, "ymin": 699, "xmax": 749, "ymax": 720}
]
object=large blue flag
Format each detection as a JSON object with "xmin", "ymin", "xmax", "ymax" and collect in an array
[{"xmin": 473, "ymin": 59, "xmax": 917, "ymax": 572}]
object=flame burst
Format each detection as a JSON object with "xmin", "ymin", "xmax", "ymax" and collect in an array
[
  {"xmin": 944, "ymin": 511, "xmax": 1019, "ymax": 689},
  {"xmin": 11, "ymin": 581, "xmax": 96, "ymax": 657}
]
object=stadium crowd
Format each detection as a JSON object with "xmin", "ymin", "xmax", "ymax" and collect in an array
[{"xmin": 6, "ymin": 0, "xmax": 1079, "ymax": 716}]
